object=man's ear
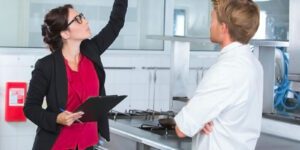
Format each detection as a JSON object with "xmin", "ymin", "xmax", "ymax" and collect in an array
[
  {"xmin": 221, "ymin": 22, "xmax": 233, "ymax": 42},
  {"xmin": 221, "ymin": 23, "xmax": 229, "ymax": 35},
  {"xmin": 60, "ymin": 30, "xmax": 70, "ymax": 40}
]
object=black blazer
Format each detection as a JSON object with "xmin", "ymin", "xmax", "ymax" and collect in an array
[{"xmin": 23, "ymin": 0, "xmax": 127, "ymax": 149}]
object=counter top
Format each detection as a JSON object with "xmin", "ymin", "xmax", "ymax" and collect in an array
[
  {"xmin": 256, "ymin": 133, "xmax": 300, "ymax": 150},
  {"xmin": 109, "ymin": 119, "xmax": 191, "ymax": 150},
  {"xmin": 108, "ymin": 119, "xmax": 300, "ymax": 150}
]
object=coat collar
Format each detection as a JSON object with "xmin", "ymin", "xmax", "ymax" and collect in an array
[{"xmin": 220, "ymin": 42, "xmax": 243, "ymax": 55}]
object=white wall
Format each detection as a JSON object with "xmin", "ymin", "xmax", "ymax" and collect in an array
[
  {"xmin": 0, "ymin": 50, "xmax": 44, "ymax": 150},
  {"xmin": 0, "ymin": 47, "xmax": 217, "ymax": 149}
]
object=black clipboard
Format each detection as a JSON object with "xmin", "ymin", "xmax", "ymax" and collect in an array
[{"xmin": 75, "ymin": 95, "xmax": 127, "ymax": 122}]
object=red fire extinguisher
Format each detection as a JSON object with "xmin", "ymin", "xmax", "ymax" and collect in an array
[{"xmin": 5, "ymin": 82, "xmax": 27, "ymax": 122}]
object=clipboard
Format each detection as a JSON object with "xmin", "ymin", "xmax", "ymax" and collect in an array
[{"xmin": 75, "ymin": 95, "xmax": 127, "ymax": 122}]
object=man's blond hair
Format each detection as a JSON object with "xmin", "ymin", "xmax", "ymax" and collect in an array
[{"xmin": 211, "ymin": 0, "xmax": 260, "ymax": 44}]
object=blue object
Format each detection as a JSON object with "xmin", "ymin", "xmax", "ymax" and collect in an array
[
  {"xmin": 98, "ymin": 138, "xmax": 105, "ymax": 146},
  {"xmin": 274, "ymin": 47, "xmax": 300, "ymax": 112}
]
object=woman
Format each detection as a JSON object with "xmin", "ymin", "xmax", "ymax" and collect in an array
[{"xmin": 23, "ymin": 0, "xmax": 127, "ymax": 149}]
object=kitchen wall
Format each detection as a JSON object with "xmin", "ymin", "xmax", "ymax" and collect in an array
[
  {"xmin": 0, "ymin": 50, "xmax": 40, "ymax": 150},
  {"xmin": 0, "ymin": 0, "xmax": 297, "ymax": 149}
]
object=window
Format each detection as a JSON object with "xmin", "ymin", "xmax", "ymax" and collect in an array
[
  {"xmin": 174, "ymin": 0, "xmax": 289, "ymax": 51},
  {"xmin": 254, "ymin": 0, "xmax": 289, "ymax": 40},
  {"xmin": 0, "ymin": 0, "xmax": 165, "ymax": 50},
  {"xmin": 174, "ymin": 0, "xmax": 216, "ymax": 51},
  {"xmin": 173, "ymin": 9, "xmax": 186, "ymax": 36}
]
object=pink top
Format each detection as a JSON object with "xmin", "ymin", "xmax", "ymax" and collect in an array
[{"xmin": 52, "ymin": 55, "xmax": 99, "ymax": 150}]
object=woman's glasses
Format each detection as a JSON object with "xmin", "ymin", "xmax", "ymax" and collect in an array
[{"xmin": 67, "ymin": 13, "xmax": 85, "ymax": 27}]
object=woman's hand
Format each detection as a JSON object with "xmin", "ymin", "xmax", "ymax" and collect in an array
[
  {"xmin": 56, "ymin": 111, "xmax": 84, "ymax": 126},
  {"xmin": 201, "ymin": 121, "xmax": 214, "ymax": 135}
]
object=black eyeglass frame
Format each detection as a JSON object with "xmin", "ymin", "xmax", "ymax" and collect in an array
[{"xmin": 66, "ymin": 13, "xmax": 85, "ymax": 27}]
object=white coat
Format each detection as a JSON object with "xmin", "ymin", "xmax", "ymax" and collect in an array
[{"xmin": 174, "ymin": 42, "xmax": 264, "ymax": 150}]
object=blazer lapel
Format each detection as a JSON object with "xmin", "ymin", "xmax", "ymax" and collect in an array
[{"xmin": 53, "ymin": 51, "xmax": 67, "ymax": 109}]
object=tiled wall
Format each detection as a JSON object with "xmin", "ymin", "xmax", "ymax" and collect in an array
[{"xmin": 0, "ymin": 48, "xmax": 217, "ymax": 149}]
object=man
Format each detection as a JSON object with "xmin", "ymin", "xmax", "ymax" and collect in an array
[{"xmin": 174, "ymin": 0, "xmax": 263, "ymax": 150}]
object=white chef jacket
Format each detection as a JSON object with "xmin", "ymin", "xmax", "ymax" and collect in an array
[{"xmin": 174, "ymin": 42, "xmax": 263, "ymax": 150}]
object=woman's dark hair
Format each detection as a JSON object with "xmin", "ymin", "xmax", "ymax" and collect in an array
[{"xmin": 41, "ymin": 4, "xmax": 73, "ymax": 52}]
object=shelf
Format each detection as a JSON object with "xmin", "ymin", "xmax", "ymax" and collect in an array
[
  {"xmin": 147, "ymin": 35, "xmax": 289, "ymax": 47},
  {"xmin": 250, "ymin": 39, "xmax": 289, "ymax": 47},
  {"xmin": 146, "ymin": 35, "xmax": 211, "ymax": 43},
  {"xmin": 289, "ymin": 74, "xmax": 300, "ymax": 82}
]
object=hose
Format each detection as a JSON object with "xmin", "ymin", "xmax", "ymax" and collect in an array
[{"xmin": 274, "ymin": 47, "xmax": 300, "ymax": 112}]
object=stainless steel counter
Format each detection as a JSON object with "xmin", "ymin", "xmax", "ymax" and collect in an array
[
  {"xmin": 108, "ymin": 119, "xmax": 191, "ymax": 150},
  {"xmin": 108, "ymin": 119, "xmax": 300, "ymax": 150}
]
